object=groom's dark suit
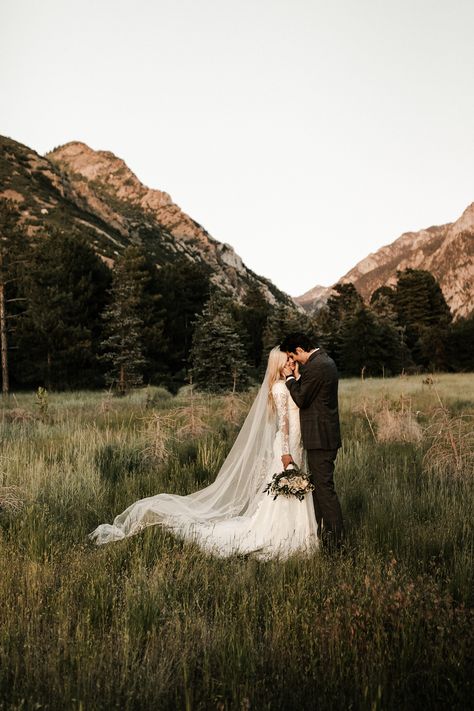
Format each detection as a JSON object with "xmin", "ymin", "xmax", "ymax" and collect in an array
[{"xmin": 285, "ymin": 348, "xmax": 344, "ymax": 548}]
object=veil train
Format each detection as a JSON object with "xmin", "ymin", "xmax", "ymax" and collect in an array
[{"xmin": 89, "ymin": 350, "xmax": 279, "ymax": 546}]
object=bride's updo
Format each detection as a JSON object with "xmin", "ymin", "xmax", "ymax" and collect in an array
[{"xmin": 266, "ymin": 347, "xmax": 288, "ymax": 412}]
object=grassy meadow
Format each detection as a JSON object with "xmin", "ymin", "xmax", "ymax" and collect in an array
[{"xmin": 0, "ymin": 374, "xmax": 473, "ymax": 710}]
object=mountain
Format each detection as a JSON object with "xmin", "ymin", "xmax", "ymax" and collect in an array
[
  {"xmin": 296, "ymin": 204, "xmax": 474, "ymax": 319},
  {"xmin": 294, "ymin": 284, "xmax": 329, "ymax": 313},
  {"xmin": 0, "ymin": 135, "xmax": 294, "ymax": 307}
]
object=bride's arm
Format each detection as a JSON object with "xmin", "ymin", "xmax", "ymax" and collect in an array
[{"xmin": 273, "ymin": 387, "xmax": 293, "ymax": 467}]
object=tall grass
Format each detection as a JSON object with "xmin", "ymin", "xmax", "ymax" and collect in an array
[{"xmin": 0, "ymin": 374, "xmax": 473, "ymax": 710}]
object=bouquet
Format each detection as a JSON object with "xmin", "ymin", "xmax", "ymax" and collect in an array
[{"xmin": 263, "ymin": 464, "xmax": 314, "ymax": 501}]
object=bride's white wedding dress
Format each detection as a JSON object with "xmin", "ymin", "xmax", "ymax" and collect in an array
[
  {"xmin": 90, "ymin": 360, "xmax": 319, "ymax": 560},
  {"xmin": 169, "ymin": 381, "xmax": 319, "ymax": 560}
]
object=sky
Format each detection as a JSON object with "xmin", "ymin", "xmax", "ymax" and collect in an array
[{"xmin": 1, "ymin": 0, "xmax": 473, "ymax": 297}]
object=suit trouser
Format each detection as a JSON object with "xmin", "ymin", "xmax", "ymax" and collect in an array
[{"xmin": 306, "ymin": 448, "xmax": 344, "ymax": 546}]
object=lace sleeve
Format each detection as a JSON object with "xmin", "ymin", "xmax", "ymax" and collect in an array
[{"xmin": 273, "ymin": 386, "xmax": 290, "ymax": 456}]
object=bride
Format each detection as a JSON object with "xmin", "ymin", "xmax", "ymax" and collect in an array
[{"xmin": 89, "ymin": 347, "xmax": 319, "ymax": 560}]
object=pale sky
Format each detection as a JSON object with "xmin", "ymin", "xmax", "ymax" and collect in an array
[{"xmin": 1, "ymin": 0, "xmax": 473, "ymax": 296}]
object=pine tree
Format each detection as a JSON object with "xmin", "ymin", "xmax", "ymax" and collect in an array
[
  {"xmin": 321, "ymin": 282, "xmax": 365, "ymax": 364},
  {"xmin": 370, "ymin": 286, "xmax": 409, "ymax": 371},
  {"xmin": 447, "ymin": 313, "xmax": 474, "ymax": 372},
  {"xmin": 100, "ymin": 247, "xmax": 149, "ymax": 395},
  {"xmin": 393, "ymin": 268, "xmax": 452, "ymax": 370},
  {"xmin": 262, "ymin": 305, "xmax": 312, "ymax": 363},
  {"xmin": 155, "ymin": 256, "xmax": 211, "ymax": 388},
  {"xmin": 14, "ymin": 227, "xmax": 111, "ymax": 389},
  {"xmin": 0, "ymin": 199, "xmax": 29, "ymax": 394},
  {"xmin": 327, "ymin": 283, "xmax": 364, "ymax": 321},
  {"xmin": 233, "ymin": 286, "xmax": 271, "ymax": 373},
  {"xmin": 370, "ymin": 285, "xmax": 396, "ymax": 309},
  {"xmin": 123, "ymin": 248, "xmax": 168, "ymax": 385},
  {"xmin": 311, "ymin": 306, "xmax": 333, "ymax": 353},
  {"xmin": 191, "ymin": 291, "xmax": 249, "ymax": 392},
  {"xmin": 338, "ymin": 304, "xmax": 403, "ymax": 376}
]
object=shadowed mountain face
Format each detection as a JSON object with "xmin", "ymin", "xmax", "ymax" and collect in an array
[
  {"xmin": 297, "ymin": 205, "xmax": 474, "ymax": 319},
  {"xmin": 0, "ymin": 135, "xmax": 294, "ymax": 307}
]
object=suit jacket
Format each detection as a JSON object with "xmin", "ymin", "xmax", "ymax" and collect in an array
[{"xmin": 286, "ymin": 348, "xmax": 342, "ymax": 451}]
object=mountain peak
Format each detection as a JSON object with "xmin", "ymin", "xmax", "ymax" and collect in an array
[
  {"xmin": 294, "ymin": 284, "xmax": 328, "ymax": 311},
  {"xmin": 1, "ymin": 134, "xmax": 294, "ymax": 308},
  {"xmin": 295, "ymin": 205, "xmax": 474, "ymax": 319},
  {"xmin": 449, "ymin": 201, "xmax": 474, "ymax": 237},
  {"xmin": 47, "ymin": 140, "xmax": 92, "ymax": 152},
  {"xmin": 48, "ymin": 141, "xmax": 173, "ymax": 209}
]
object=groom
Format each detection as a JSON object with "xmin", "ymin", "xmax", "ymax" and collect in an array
[{"xmin": 280, "ymin": 333, "xmax": 344, "ymax": 551}]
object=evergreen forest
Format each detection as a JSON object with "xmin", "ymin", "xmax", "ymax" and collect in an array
[{"xmin": 1, "ymin": 198, "xmax": 473, "ymax": 395}]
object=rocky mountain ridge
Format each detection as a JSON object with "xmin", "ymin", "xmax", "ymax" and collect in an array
[
  {"xmin": 3, "ymin": 134, "xmax": 472, "ymax": 319},
  {"xmin": 0, "ymin": 135, "xmax": 294, "ymax": 307},
  {"xmin": 296, "ymin": 204, "xmax": 474, "ymax": 319}
]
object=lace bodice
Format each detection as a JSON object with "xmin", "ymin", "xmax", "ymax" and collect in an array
[{"xmin": 271, "ymin": 380, "xmax": 301, "ymax": 459}]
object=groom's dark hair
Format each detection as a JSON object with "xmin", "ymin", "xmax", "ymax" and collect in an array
[{"xmin": 280, "ymin": 332, "xmax": 316, "ymax": 353}]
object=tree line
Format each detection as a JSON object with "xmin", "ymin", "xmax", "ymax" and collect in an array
[{"xmin": 1, "ymin": 198, "xmax": 473, "ymax": 395}]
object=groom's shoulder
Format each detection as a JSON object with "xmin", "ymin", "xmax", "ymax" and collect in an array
[
  {"xmin": 321, "ymin": 349, "xmax": 337, "ymax": 366},
  {"xmin": 307, "ymin": 348, "xmax": 329, "ymax": 366},
  {"xmin": 307, "ymin": 349, "xmax": 338, "ymax": 374}
]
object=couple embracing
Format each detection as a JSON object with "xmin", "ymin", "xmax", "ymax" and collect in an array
[{"xmin": 90, "ymin": 333, "xmax": 345, "ymax": 559}]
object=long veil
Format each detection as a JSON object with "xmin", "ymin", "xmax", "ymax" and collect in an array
[{"xmin": 89, "ymin": 349, "xmax": 279, "ymax": 545}]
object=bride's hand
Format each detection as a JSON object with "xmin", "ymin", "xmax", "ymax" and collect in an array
[
  {"xmin": 282, "ymin": 356, "xmax": 296, "ymax": 378},
  {"xmin": 293, "ymin": 362, "xmax": 300, "ymax": 379}
]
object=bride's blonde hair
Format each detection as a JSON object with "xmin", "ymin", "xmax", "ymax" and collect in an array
[{"xmin": 266, "ymin": 347, "xmax": 288, "ymax": 413}]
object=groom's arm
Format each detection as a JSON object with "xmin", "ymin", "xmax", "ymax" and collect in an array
[{"xmin": 285, "ymin": 363, "xmax": 324, "ymax": 409}]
